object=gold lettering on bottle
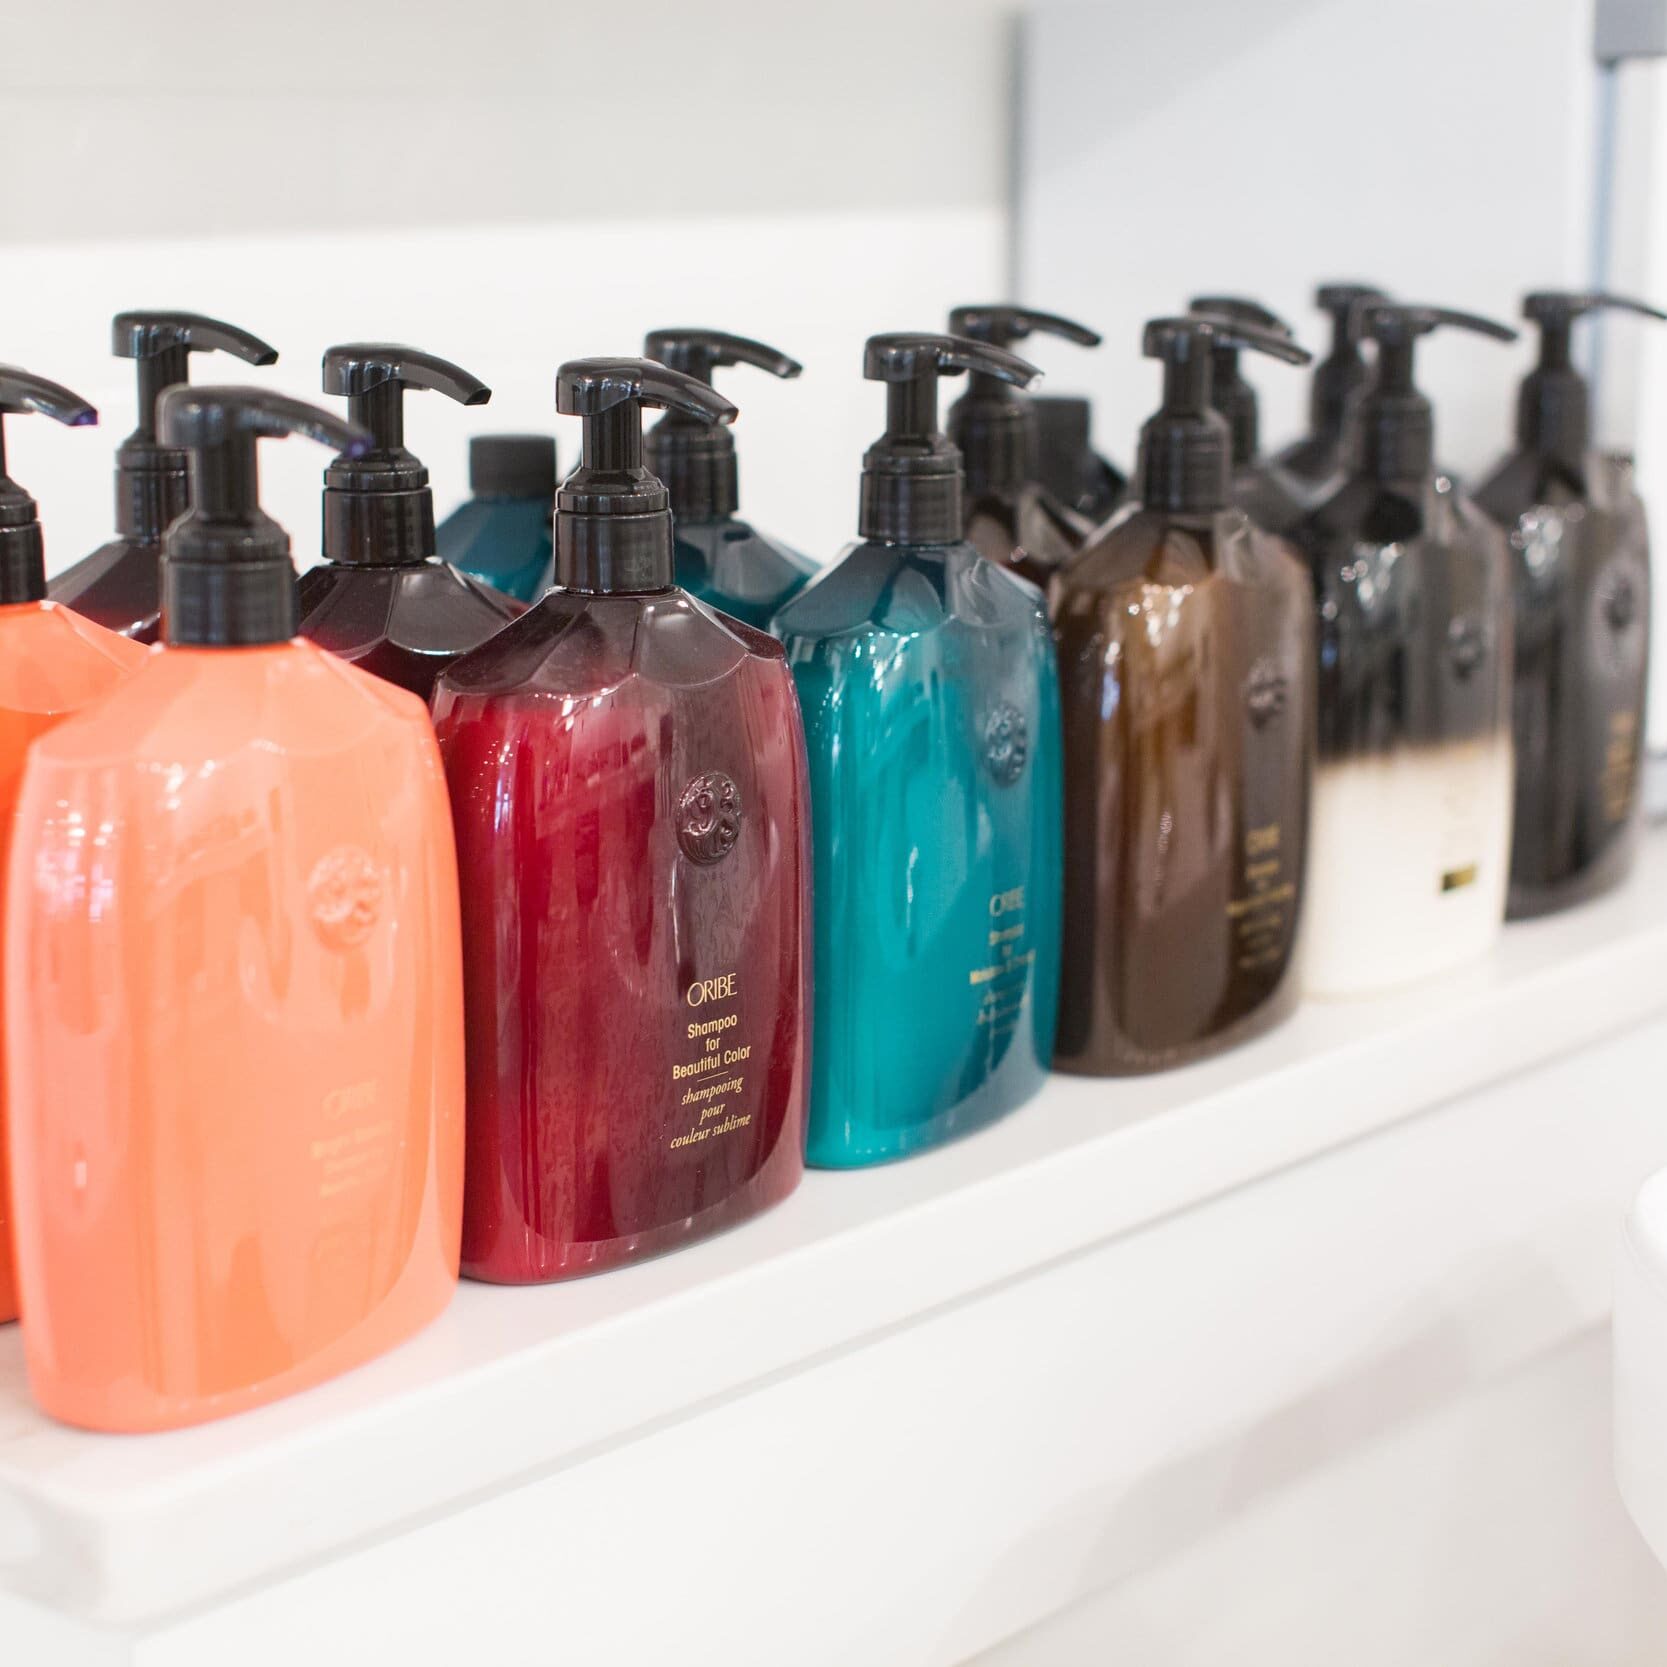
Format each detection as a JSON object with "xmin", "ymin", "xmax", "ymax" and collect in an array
[{"xmin": 686, "ymin": 972, "xmax": 738, "ymax": 1007}]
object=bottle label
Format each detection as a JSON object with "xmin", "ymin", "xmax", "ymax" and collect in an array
[
  {"xmin": 969, "ymin": 884, "xmax": 1036, "ymax": 1044},
  {"xmin": 668, "ymin": 971, "xmax": 756, "ymax": 1151},
  {"xmin": 1226, "ymin": 822, "xmax": 1296, "ymax": 969}
]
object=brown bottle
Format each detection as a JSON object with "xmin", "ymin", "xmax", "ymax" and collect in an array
[
  {"xmin": 946, "ymin": 305, "xmax": 1102, "ymax": 590},
  {"xmin": 1052, "ymin": 315, "xmax": 1316, "ymax": 1074}
]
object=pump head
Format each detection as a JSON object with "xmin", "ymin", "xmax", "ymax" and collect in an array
[
  {"xmin": 641, "ymin": 328, "xmax": 800, "ymax": 524},
  {"xmin": 0, "ymin": 366, "xmax": 98, "ymax": 606},
  {"xmin": 109, "ymin": 311, "xmax": 279, "ymax": 545},
  {"xmin": 554, "ymin": 356, "xmax": 735, "ymax": 594},
  {"xmin": 1137, "ymin": 316, "xmax": 1309, "ymax": 514},
  {"xmin": 943, "ymin": 306, "xmax": 1100, "ymax": 502},
  {"xmin": 1187, "ymin": 296, "xmax": 1298, "ymax": 466},
  {"xmin": 157, "ymin": 385, "xmax": 370, "ymax": 647},
  {"xmin": 1515, "ymin": 291, "xmax": 1667, "ymax": 464},
  {"xmin": 320, "ymin": 343, "xmax": 491, "ymax": 568},
  {"xmin": 859, "ymin": 332, "xmax": 1039, "ymax": 544},
  {"xmin": 1346, "ymin": 302, "xmax": 1517, "ymax": 481},
  {"xmin": 1303, "ymin": 283, "xmax": 1387, "ymax": 442}
]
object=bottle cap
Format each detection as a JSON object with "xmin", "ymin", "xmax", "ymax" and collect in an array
[
  {"xmin": 1516, "ymin": 291, "xmax": 1667, "ymax": 465},
  {"xmin": 1186, "ymin": 296, "xmax": 1297, "ymax": 465},
  {"xmin": 944, "ymin": 305, "xmax": 1100, "ymax": 501},
  {"xmin": 554, "ymin": 357, "xmax": 735, "ymax": 593},
  {"xmin": 1348, "ymin": 302, "xmax": 1517, "ymax": 481},
  {"xmin": 321, "ymin": 344, "xmax": 490, "ymax": 567},
  {"xmin": 859, "ymin": 333, "xmax": 1039, "ymax": 543},
  {"xmin": 469, "ymin": 434, "xmax": 557, "ymax": 499},
  {"xmin": 1137, "ymin": 317, "xmax": 1309, "ymax": 514},
  {"xmin": 643, "ymin": 329, "xmax": 800, "ymax": 524},
  {"xmin": 157, "ymin": 386, "xmax": 369, "ymax": 646},
  {"xmin": 0, "ymin": 367, "xmax": 98, "ymax": 605},
  {"xmin": 109, "ymin": 312, "xmax": 278, "ymax": 545}
]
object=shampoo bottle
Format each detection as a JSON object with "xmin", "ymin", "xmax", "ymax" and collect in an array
[
  {"xmin": 1270, "ymin": 283, "xmax": 1386, "ymax": 489},
  {"xmin": 434, "ymin": 434, "xmax": 557, "ymax": 604},
  {"xmin": 1052, "ymin": 316, "xmax": 1315, "ymax": 1073},
  {"xmin": 297, "ymin": 343, "xmax": 521, "ymax": 700},
  {"xmin": 7, "ymin": 386, "xmax": 464, "ymax": 1430},
  {"xmin": 432, "ymin": 358, "xmax": 809, "ymax": 1282},
  {"xmin": 1289, "ymin": 303, "xmax": 1518, "ymax": 997},
  {"xmin": 48, "ymin": 312, "xmax": 278, "ymax": 641},
  {"xmin": 1186, "ymin": 295, "xmax": 1309, "ymax": 535},
  {"xmin": 945, "ymin": 304, "xmax": 1102, "ymax": 589},
  {"xmin": 0, "ymin": 368, "xmax": 147, "ymax": 1325},
  {"xmin": 642, "ymin": 327, "xmax": 817, "ymax": 629},
  {"xmin": 1473, "ymin": 291, "xmax": 1665, "ymax": 916},
  {"xmin": 772, "ymin": 334, "xmax": 1062, "ymax": 1165}
]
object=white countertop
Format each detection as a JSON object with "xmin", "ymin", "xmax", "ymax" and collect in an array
[{"xmin": 5, "ymin": 835, "xmax": 1667, "ymax": 1629}]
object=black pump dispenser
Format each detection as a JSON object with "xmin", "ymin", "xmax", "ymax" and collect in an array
[
  {"xmin": 1516, "ymin": 292, "xmax": 1667, "ymax": 469},
  {"xmin": 1307, "ymin": 284, "xmax": 1385, "ymax": 451},
  {"xmin": 1348, "ymin": 303, "xmax": 1517, "ymax": 482},
  {"xmin": 1138, "ymin": 318, "xmax": 1309, "ymax": 514},
  {"xmin": 859, "ymin": 333, "xmax": 1038, "ymax": 544},
  {"xmin": 158, "ymin": 386, "xmax": 369, "ymax": 647},
  {"xmin": 944, "ymin": 306, "xmax": 1100, "ymax": 500},
  {"xmin": 555, "ymin": 357, "xmax": 735, "ymax": 594},
  {"xmin": 0, "ymin": 367, "xmax": 98, "ymax": 605},
  {"xmin": 111, "ymin": 313, "xmax": 278, "ymax": 545},
  {"xmin": 642, "ymin": 329, "xmax": 799, "ymax": 525},
  {"xmin": 321, "ymin": 344, "xmax": 490, "ymax": 567},
  {"xmin": 1186, "ymin": 297, "xmax": 1295, "ymax": 466}
]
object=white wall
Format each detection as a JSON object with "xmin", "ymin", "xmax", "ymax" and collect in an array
[{"xmin": 0, "ymin": 0, "xmax": 1018, "ymax": 574}]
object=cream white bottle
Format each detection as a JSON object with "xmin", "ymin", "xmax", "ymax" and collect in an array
[{"xmin": 1289, "ymin": 302, "xmax": 1517, "ymax": 998}]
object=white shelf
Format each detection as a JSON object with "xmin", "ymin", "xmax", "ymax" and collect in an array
[{"xmin": 6, "ymin": 837, "xmax": 1667, "ymax": 1656}]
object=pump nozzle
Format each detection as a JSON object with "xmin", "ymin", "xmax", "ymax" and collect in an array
[
  {"xmin": 943, "ymin": 307, "xmax": 1100, "ymax": 503},
  {"xmin": 1186, "ymin": 296, "xmax": 1300, "ymax": 465},
  {"xmin": 641, "ymin": 329, "xmax": 798, "ymax": 523},
  {"xmin": 157, "ymin": 385, "xmax": 370, "ymax": 647},
  {"xmin": 554, "ymin": 356, "xmax": 735, "ymax": 594},
  {"xmin": 859, "ymin": 332, "xmax": 1039, "ymax": 543},
  {"xmin": 0, "ymin": 366, "xmax": 98, "ymax": 605},
  {"xmin": 320, "ymin": 343, "xmax": 491, "ymax": 567},
  {"xmin": 1347, "ymin": 302, "xmax": 1516, "ymax": 481},
  {"xmin": 1137, "ymin": 316, "xmax": 1309, "ymax": 514},
  {"xmin": 106, "ymin": 311, "xmax": 279, "ymax": 547},
  {"xmin": 1513, "ymin": 291, "xmax": 1667, "ymax": 463}
]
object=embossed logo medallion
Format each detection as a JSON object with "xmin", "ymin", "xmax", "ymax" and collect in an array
[
  {"xmin": 983, "ymin": 702, "xmax": 1029, "ymax": 786},
  {"xmin": 677, "ymin": 771, "xmax": 742, "ymax": 864},
  {"xmin": 308, "ymin": 846, "xmax": 383, "ymax": 950},
  {"xmin": 1447, "ymin": 615, "xmax": 1485, "ymax": 681}
]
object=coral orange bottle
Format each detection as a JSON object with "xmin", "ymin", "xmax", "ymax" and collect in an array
[
  {"xmin": 6, "ymin": 386, "xmax": 465, "ymax": 1430},
  {"xmin": 0, "ymin": 367, "xmax": 147, "ymax": 1325}
]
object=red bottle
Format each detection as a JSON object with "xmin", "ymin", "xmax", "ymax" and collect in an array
[{"xmin": 431, "ymin": 357, "xmax": 809, "ymax": 1282}]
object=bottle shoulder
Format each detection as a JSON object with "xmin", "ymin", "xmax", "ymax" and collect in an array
[
  {"xmin": 28, "ymin": 639, "xmax": 434, "ymax": 773},
  {"xmin": 772, "ymin": 538, "xmax": 1049, "ymax": 643},
  {"xmin": 0, "ymin": 601, "xmax": 148, "ymax": 716},
  {"xmin": 436, "ymin": 586, "xmax": 788, "ymax": 707},
  {"xmin": 296, "ymin": 560, "xmax": 521, "ymax": 652},
  {"xmin": 1058, "ymin": 506, "xmax": 1306, "ymax": 601}
]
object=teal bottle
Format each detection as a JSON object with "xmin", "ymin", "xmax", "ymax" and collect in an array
[
  {"xmin": 644, "ymin": 327, "xmax": 817, "ymax": 629},
  {"xmin": 772, "ymin": 333, "xmax": 1063, "ymax": 1167},
  {"xmin": 434, "ymin": 433, "xmax": 556, "ymax": 603}
]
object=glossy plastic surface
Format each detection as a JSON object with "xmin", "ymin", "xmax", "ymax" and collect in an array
[
  {"xmin": 673, "ymin": 516, "xmax": 817, "ymax": 630},
  {"xmin": 1290, "ymin": 476, "xmax": 1514, "ymax": 996},
  {"xmin": 1474, "ymin": 450, "xmax": 1651, "ymax": 916},
  {"xmin": 47, "ymin": 538, "xmax": 164, "ymax": 642},
  {"xmin": 432, "ymin": 591, "xmax": 809, "ymax": 1282},
  {"xmin": 1051, "ymin": 509, "xmax": 1315, "ymax": 1072},
  {"xmin": 6, "ymin": 640, "xmax": 465, "ymax": 1429},
  {"xmin": 297, "ymin": 560, "xmax": 522, "ymax": 700},
  {"xmin": 0, "ymin": 603, "xmax": 147, "ymax": 1323},
  {"xmin": 773, "ymin": 539, "xmax": 1061, "ymax": 1166},
  {"xmin": 965, "ymin": 482, "xmax": 1092, "ymax": 591},
  {"xmin": 435, "ymin": 495, "xmax": 554, "ymax": 604}
]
